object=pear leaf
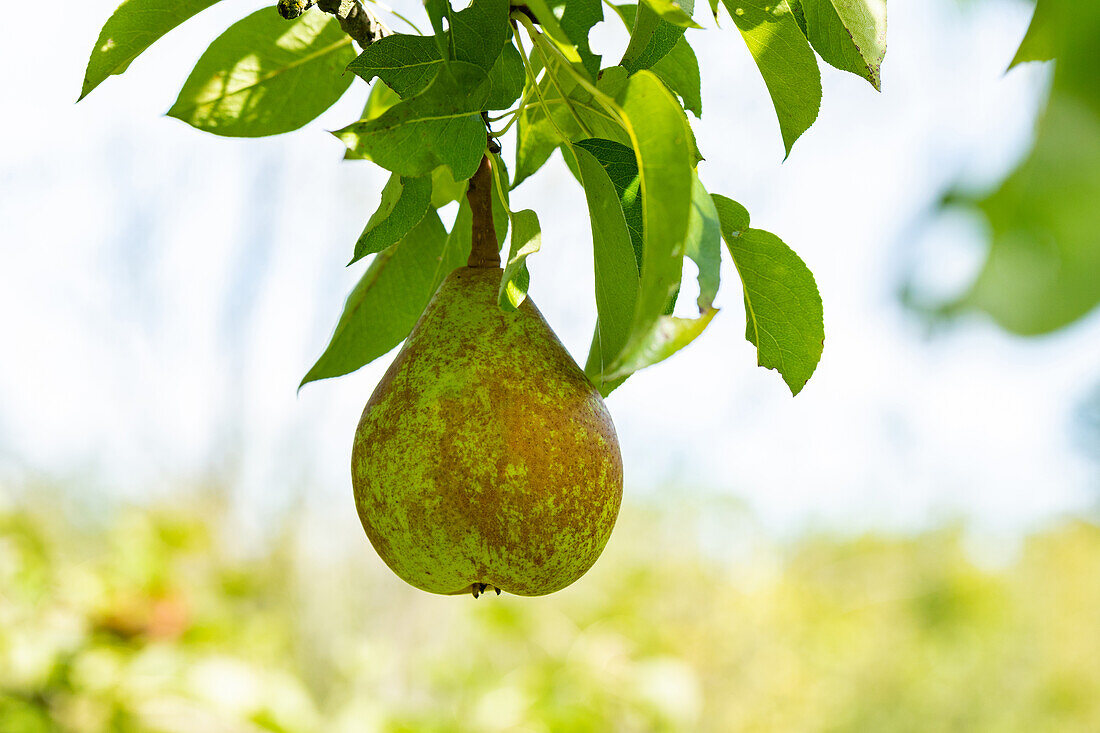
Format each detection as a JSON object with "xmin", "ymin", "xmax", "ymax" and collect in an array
[
  {"xmin": 335, "ymin": 61, "xmax": 490, "ymax": 179},
  {"xmin": 350, "ymin": 174, "xmax": 433, "ymax": 264},
  {"xmin": 498, "ymin": 210, "xmax": 543, "ymax": 311},
  {"xmin": 723, "ymin": 0, "xmax": 821, "ymax": 156},
  {"xmin": 80, "ymin": 0, "xmax": 223, "ymax": 100},
  {"xmin": 168, "ymin": 9, "xmax": 355, "ymax": 137},
  {"xmin": 714, "ymin": 194, "xmax": 824, "ymax": 395}
]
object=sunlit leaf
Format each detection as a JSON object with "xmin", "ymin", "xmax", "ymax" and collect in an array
[
  {"xmin": 168, "ymin": 9, "xmax": 355, "ymax": 137},
  {"xmin": 620, "ymin": 1, "xmax": 691, "ymax": 73},
  {"xmin": 723, "ymin": 0, "xmax": 821, "ymax": 156},
  {"xmin": 715, "ymin": 194, "xmax": 823, "ymax": 394},
  {"xmin": 614, "ymin": 4, "xmax": 701, "ymax": 116},
  {"xmin": 792, "ymin": 0, "xmax": 887, "ymax": 90},
  {"xmin": 80, "ymin": 0, "xmax": 223, "ymax": 101},
  {"xmin": 599, "ymin": 72, "xmax": 695, "ymax": 381}
]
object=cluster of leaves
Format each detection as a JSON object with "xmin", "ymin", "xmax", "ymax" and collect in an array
[
  {"xmin": 80, "ymin": 0, "xmax": 889, "ymax": 395},
  {"xmin": 5, "ymin": 491, "xmax": 1100, "ymax": 731},
  {"xmin": 940, "ymin": 0, "xmax": 1100, "ymax": 335}
]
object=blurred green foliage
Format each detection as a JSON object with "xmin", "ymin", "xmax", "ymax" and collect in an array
[
  {"xmin": 949, "ymin": 0, "xmax": 1100, "ymax": 334},
  {"xmin": 1, "ymin": 492, "xmax": 1099, "ymax": 732}
]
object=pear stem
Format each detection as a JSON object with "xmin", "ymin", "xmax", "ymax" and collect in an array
[{"xmin": 466, "ymin": 155, "xmax": 500, "ymax": 269}]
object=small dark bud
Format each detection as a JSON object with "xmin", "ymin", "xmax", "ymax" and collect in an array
[{"xmin": 277, "ymin": 0, "xmax": 312, "ymax": 20}]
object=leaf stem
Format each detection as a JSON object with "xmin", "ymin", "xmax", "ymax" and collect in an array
[{"xmin": 514, "ymin": 15, "xmax": 593, "ymax": 137}]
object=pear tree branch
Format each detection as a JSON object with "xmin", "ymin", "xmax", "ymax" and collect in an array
[{"xmin": 277, "ymin": 0, "xmax": 393, "ymax": 49}]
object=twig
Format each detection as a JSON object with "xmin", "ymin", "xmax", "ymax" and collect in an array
[{"xmin": 278, "ymin": 0, "xmax": 393, "ymax": 49}]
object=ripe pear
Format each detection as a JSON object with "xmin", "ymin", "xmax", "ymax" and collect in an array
[{"xmin": 351, "ymin": 266, "xmax": 623, "ymax": 596}]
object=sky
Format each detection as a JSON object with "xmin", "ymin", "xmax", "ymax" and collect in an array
[{"xmin": 0, "ymin": 0, "xmax": 1097, "ymax": 537}]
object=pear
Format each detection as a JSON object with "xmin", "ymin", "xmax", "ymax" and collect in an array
[{"xmin": 351, "ymin": 265, "xmax": 623, "ymax": 596}]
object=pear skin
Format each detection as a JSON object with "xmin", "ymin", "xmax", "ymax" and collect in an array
[{"xmin": 352, "ymin": 267, "xmax": 623, "ymax": 596}]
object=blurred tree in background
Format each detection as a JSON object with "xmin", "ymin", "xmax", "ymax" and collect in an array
[
  {"xmin": 2, "ymin": 491, "xmax": 1098, "ymax": 732},
  {"xmin": 935, "ymin": 0, "xmax": 1100, "ymax": 334}
]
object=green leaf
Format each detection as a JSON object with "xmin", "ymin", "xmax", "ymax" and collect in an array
[
  {"xmin": 79, "ymin": 0, "xmax": 223, "ymax": 101},
  {"xmin": 575, "ymin": 144, "xmax": 640, "ymax": 390},
  {"xmin": 599, "ymin": 71, "xmax": 695, "ymax": 381},
  {"xmin": 301, "ymin": 210, "xmax": 456, "ymax": 386},
  {"xmin": 335, "ymin": 61, "xmax": 490, "ymax": 179},
  {"xmin": 651, "ymin": 37, "xmax": 702, "ymax": 116},
  {"xmin": 513, "ymin": 56, "xmax": 632, "ymax": 188},
  {"xmin": 793, "ymin": 0, "xmax": 887, "ymax": 90},
  {"xmin": 560, "ymin": 0, "xmax": 605, "ymax": 79},
  {"xmin": 684, "ymin": 174, "xmax": 722, "ymax": 309},
  {"xmin": 168, "ymin": 9, "xmax": 355, "ymax": 137},
  {"xmin": 486, "ymin": 43, "xmax": 527, "ymax": 110},
  {"xmin": 614, "ymin": 5, "xmax": 701, "ymax": 115},
  {"xmin": 723, "ymin": 0, "xmax": 821, "ymax": 156},
  {"xmin": 347, "ymin": 34, "xmax": 442, "ymax": 98},
  {"xmin": 575, "ymin": 138, "xmax": 643, "ymax": 268},
  {"xmin": 430, "ymin": 165, "xmax": 468, "ymax": 207},
  {"xmin": 423, "ymin": 0, "xmax": 454, "ymax": 59},
  {"xmin": 520, "ymin": 0, "xmax": 597, "ymax": 78},
  {"xmin": 363, "ymin": 80, "xmax": 401, "ymax": 119},
  {"xmin": 1010, "ymin": 0, "xmax": 1057, "ymax": 69},
  {"xmin": 350, "ymin": 174, "xmax": 433, "ymax": 264},
  {"xmin": 498, "ymin": 210, "xmax": 543, "ymax": 310},
  {"xmin": 619, "ymin": 2, "xmax": 691, "ymax": 73},
  {"xmin": 714, "ymin": 194, "xmax": 824, "ymax": 395},
  {"xmin": 641, "ymin": 0, "xmax": 703, "ymax": 28},
  {"xmin": 450, "ymin": 0, "xmax": 511, "ymax": 72}
]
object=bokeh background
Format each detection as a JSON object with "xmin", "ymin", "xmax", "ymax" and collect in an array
[{"xmin": 2, "ymin": 0, "xmax": 1099, "ymax": 729}]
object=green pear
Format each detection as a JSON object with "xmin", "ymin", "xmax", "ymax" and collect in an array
[{"xmin": 351, "ymin": 266, "xmax": 623, "ymax": 596}]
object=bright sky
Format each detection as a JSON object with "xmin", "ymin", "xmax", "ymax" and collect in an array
[{"xmin": 1, "ymin": 0, "xmax": 1096, "ymax": 536}]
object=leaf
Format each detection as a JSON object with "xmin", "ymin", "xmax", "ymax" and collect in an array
[
  {"xmin": 430, "ymin": 165, "xmax": 468, "ymax": 207},
  {"xmin": 793, "ymin": 0, "xmax": 887, "ymax": 90},
  {"xmin": 498, "ymin": 210, "xmax": 543, "ymax": 310},
  {"xmin": 575, "ymin": 144, "xmax": 640, "ymax": 389},
  {"xmin": 575, "ymin": 138, "xmax": 643, "ymax": 268},
  {"xmin": 335, "ymin": 61, "xmax": 490, "ymax": 179},
  {"xmin": 1010, "ymin": 0, "xmax": 1057, "ymax": 69},
  {"xmin": 363, "ymin": 80, "xmax": 401, "ymax": 119},
  {"xmin": 723, "ymin": 0, "xmax": 821, "ymax": 156},
  {"xmin": 615, "ymin": 5, "xmax": 702, "ymax": 115},
  {"xmin": 684, "ymin": 174, "xmax": 722, "ymax": 309},
  {"xmin": 168, "ymin": 9, "xmax": 355, "ymax": 137},
  {"xmin": 651, "ymin": 38, "xmax": 702, "ymax": 116},
  {"xmin": 513, "ymin": 56, "xmax": 632, "ymax": 188},
  {"xmin": 347, "ymin": 34, "xmax": 442, "ymax": 98},
  {"xmin": 520, "ymin": 0, "xmax": 587, "ymax": 72},
  {"xmin": 580, "ymin": 140, "xmax": 717, "ymax": 387},
  {"xmin": 641, "ymin": 0, "xmax": 703, "ymax": 29},
  {"xmin": 449, "ymin": 0, "xmax": 511, "ymax": 72},
  {"xmin": 301, "ymin": 210, "xmax": 456, "ymax": 386},
  {"xmin": 560, "ymin": 0, "xmax": 605, "ymax": 79},
  {"xmin": 486, "ymin": 43, "xmax": 526, "ymax": 110},
  {"xmin": 423, "ymin": 0, "xmax": 454, "ymax": 59},
  {"xmin": 80, "ymin": 0, "xmax": 223, "ymax": 101},
  {"xmin": 619, "ymin": 1, "xmax": 691, "ymax": 73},
  {"xmin": 714, "ymin": 194, "xmax": 824, "ymax": 395},
  {"xmin": 350, "ymin": 174, "xmax": 433, "ymax": 264},
  {"xmin": 600, "ymin": 71, "xmax": 695, "ymax": 380}
]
